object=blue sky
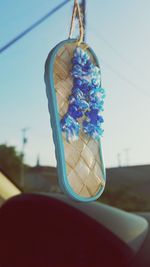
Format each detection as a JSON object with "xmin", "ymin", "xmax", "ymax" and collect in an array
[{"xmin": 0, "ymin": 0, "xmax": 150, "ymax": 167}]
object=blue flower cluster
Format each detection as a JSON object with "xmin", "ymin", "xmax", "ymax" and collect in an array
[{"xmin": 60, "ymin": 47, "xmax": 105, "ymax": 142}]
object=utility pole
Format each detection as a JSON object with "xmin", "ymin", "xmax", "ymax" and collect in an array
[
  {"xmin": 124, "ymin": 148, "xmax": 131, "ymax": 166},
  {"xmin": 81, "ymin": 0, "xmax": 86, "ymax": 41},
  {"xmin": 20, "ymin": 127, "xmax": 29, "ymax": 188},
  {"xmin": 117, "ymin": 153, "xmax": 121, "ymax": 167}
]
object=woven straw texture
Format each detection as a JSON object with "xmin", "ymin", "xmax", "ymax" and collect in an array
[{"xmin": 53, "ymin": 43, "xmax": 105, "ymax": 198}]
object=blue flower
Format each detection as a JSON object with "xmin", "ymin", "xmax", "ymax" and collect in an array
[
  {"xmin": 91, "ymin": 78, "xmax": 101, "ymax": 87},
  {"xmin": 71, "ymin": 64, "xmax": 83, "ymax": 77},
  {"xmin": 83, "ymin": 120, "xmax": 104, "ymax": 140},
  {"xmin": 68, "ymin": 105, "xmax": 83, "ymax": 119},
  {"xmin": 60, "ymin": 46, "xmax": 105, "ymax": 142},
  {"xmin": 89, "ymin": 87, "xmax": 101, "ymax": 96},
  {"xmin": 81, "ymin": 81, "xmax": 90, "ymax": 94},
  {"xmin": 72, "ymin": 87, "xmax": 84, "ymax": 99},
  {"xmin": 61, "ymin": 114, "xmax": 80, "ymax": 142},
  {"xmin": 85, "ymin": 109, "xmax": 103, "ymax": 124},
  {"xmin": 74, "ymin": 48, "xmax": 90, "ymax": 65},
  {"xmin": 69, "ymin": 94, "xmax": 89, "ymax": 110},
  {"xmin": 73, "ymin": 78, "xmax": 83, "ymax": 88}
]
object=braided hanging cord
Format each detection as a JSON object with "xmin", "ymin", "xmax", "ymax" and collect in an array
[{"xmin": 69, "ymin": 0, "xmax": 84, "ymax": 45}]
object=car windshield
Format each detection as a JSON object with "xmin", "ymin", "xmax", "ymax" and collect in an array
[{"xmin": 0, "ymin": 0, "xmax": 150, "ymax": 212}]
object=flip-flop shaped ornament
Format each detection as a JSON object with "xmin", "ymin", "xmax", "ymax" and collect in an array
[{"xmin": 45, "ymin": 39, "xmax": 106, "ymax": 202}]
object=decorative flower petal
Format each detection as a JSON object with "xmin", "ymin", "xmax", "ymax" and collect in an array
[{"xmin": 60, "ymin": 47, "xmax": 105, "ymax": 142}]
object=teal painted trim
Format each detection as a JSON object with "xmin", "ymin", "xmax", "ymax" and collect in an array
[{"xmin": 44, "ymin": 39, "xmax": 106, "ymax": 202}]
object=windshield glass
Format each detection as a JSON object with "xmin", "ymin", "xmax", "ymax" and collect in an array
[{"xmin": 0, "ymin": 0, "xmax": 150, "ymax": 211}]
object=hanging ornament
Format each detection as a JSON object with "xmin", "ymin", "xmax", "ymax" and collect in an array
[{"xmin": 44, "ymin": 0, "xmax": 106, "ymax": 202}]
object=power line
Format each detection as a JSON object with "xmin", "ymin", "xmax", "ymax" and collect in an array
[
  {"xmin": 89, "ymin": 31, "xmax": 150, "ymax": 100},
  {"xmin": 100, "ymin": 54, "xmax": 150, "ymax": 99},
  {"xmin": 0, "ymin": 0, "xmax": 71, "ymax": 54},
  {"xmin": 89, "ymin": 25, "xmax": 138, "ymax": 74},
  {"xmin": 80, "ymin": 0, "xmax": 86, "ymax": 41},
  {"xmin": 1, "ymin": 0, "xmax": 150, "ymax": 100}
]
